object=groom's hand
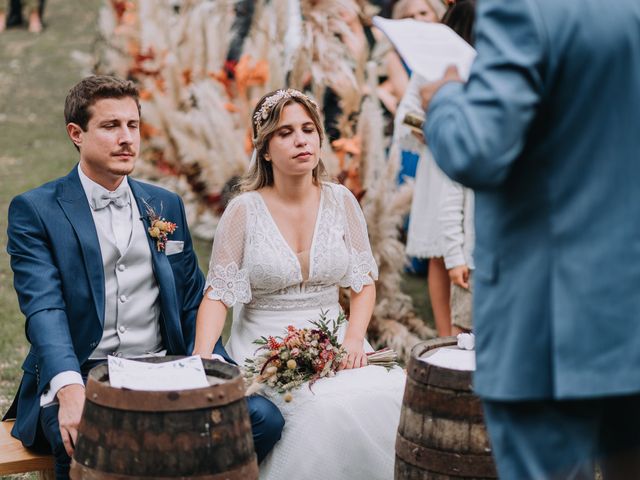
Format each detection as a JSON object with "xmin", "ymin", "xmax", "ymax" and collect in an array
[
  {"xmin": 340, "ymin": 338, "xmax": 368, "ymax": 370},
  {"xmin": 420, "ymin": 65, "xmax": 463, "ymax": 112},
  {"xmin": 57, "ymin": 384, "xmax": 86, "ymax": 457}
]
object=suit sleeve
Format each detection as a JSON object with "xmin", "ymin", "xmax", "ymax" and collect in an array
[
  {"xmin": 7, "ymin": 195, "xmax": 81, "ymax": 394},
  {"xmin": 174, "ymin": 195, "xmax": 205, "ymax": 355},
  {"xmin": 425, "ymin": 0, "xmax": 547, "ymax": 189}
]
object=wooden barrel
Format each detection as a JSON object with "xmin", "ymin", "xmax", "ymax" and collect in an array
[
  {"xmin": 395, "ymin": 338, "xmax": 497, "ymax": 479},
  {"xmin": 70, "ymin": 357, "xmax": 258, "ymax": 480}
]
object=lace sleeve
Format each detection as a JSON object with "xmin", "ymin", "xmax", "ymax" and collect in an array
[
  {"xmin": 337, "ymin": 185, "xmax": 379, "ymax": 292},
  {"xmin": 204, "ymin": 197, "xmax": 251, "ymax": 307}
]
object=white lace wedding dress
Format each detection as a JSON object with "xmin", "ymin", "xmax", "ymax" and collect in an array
[{"xmin": 205, "ymin": 182, "xmax": 406, "ymax": 480}]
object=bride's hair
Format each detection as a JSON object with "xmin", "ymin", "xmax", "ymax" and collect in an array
[{"xmin": 239, "ymin": 89, "xmax": 328, "ymax": 192}]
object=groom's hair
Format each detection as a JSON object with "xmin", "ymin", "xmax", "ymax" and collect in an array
[{"xmin": 64, "ymin": 75, "xmax": 141, "ymax": 131}]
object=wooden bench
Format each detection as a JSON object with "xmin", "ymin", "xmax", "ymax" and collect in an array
[{"xmin": 0, "ymin": 420, "xmax": 54, "ymax": 479}]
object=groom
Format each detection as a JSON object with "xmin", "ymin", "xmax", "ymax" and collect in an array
[{"xmin": 4, "ymin": 75, "xmax": 283, "ymax": 479}]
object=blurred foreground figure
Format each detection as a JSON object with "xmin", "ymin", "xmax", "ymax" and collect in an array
[{"xmin": 422, "ymin": 0, "xmax": 640, "ymax": 478}]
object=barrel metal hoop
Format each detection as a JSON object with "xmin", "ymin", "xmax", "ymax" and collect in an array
[
  {"xmin": 409, "ymin": 338, "xmax": 474, "ymax": 391},
  {"xmin": 70, "ymin": 458, "xmax": 259, "ymax": 480},
  {"xmin": 85, "ymin": 360, "xmax": 246, "ymax": 411},
  {"xmin": 403, "ymin": 377, "xmax": 484, "ymax": 420},
  {"xmin": 395, "ymin": 434, "xmax": 497, "ymax": 478}
]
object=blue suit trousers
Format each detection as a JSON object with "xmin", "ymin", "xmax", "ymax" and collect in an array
[{"xmin": 482, "ymin": 395, "xmax": 640, "ymax": 480}]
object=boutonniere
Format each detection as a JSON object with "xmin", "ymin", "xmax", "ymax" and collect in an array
[{"xmin": 144, "ymin": 202, "xmax": 177, "ymax": 252}]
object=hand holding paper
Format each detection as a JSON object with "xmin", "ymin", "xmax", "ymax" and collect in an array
[{"xmin": 419, "ymin": 65, "xmax": 462, "ymax": 111}]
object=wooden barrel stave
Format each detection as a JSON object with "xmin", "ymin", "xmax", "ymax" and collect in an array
[
  {"xmin": 396, "ymin": 432, "xmax": 496, "ymax": 478},
  {"xmin": 403, "ymin": 378, "xmax": 483, "ymax": 421},
  {"xmin": 75, "ymin": 402, "xmax": 253, "ymax": 475}
]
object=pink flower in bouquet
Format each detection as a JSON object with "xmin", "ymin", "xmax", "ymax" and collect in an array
[{"xmin": 267, "ymin": 336, "xmax": 283, "ymax": 350}]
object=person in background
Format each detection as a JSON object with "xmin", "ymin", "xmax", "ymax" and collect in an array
[
  {"xmin": 436, "ymin": 0, "xmax": 476, "ymax": 335},
  {"xmin": 397, "ymin": 0, "xmax": 470, "ymax": 336},
  {"xmin": 0, "ymin": 0, "xmax": 43, "ymax": 33}
]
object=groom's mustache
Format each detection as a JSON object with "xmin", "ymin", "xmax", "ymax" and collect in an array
[{"xmin": 112, "ymin": 148, "xmax": 136, "ymax": 156}]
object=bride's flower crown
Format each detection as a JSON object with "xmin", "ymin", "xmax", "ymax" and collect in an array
[{"xmin": 252, "ymin": 89, "xmax": 320, "ymax": 132}]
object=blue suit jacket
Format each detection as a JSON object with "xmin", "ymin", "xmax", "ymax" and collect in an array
[
  {"xmin": 5, "ymin": 166, "xmax": 230, "ymax": 446},
  {"xmin": 425, "ymin": 0, "xmax": 640, "ymax": 400}
]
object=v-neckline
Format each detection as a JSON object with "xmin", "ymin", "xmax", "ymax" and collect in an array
[{"xmin": 255, "ymin": 185, "xmax": 324, "ymax": 280}]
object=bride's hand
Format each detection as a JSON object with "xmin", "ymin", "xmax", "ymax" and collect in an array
[{"xmin": 340, "ymin": 338, "xmax": 368, "ymax": 370}]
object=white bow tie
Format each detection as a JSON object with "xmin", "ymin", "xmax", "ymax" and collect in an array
[{"xmin": 91, "ymin": 188, "xmax": 130, "ymax": 210}]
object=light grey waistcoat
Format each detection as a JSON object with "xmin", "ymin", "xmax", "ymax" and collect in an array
[{"xmin": 91, "ymin": 205, "xmax": 163, "ymax": 358}]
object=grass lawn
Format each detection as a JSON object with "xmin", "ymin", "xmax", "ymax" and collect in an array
[{"xmin": 0, "ymin": 3, "xmax": 432, "ymax": 465}]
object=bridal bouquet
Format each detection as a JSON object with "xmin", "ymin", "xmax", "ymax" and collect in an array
[{"xmin": 243, "ymin": 311, "xmax": 398, "ymax": 400}]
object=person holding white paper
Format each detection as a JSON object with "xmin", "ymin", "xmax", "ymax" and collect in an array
[{"xmin": 422, "ymin": 0, "xmax": 640, "ymax": 478}]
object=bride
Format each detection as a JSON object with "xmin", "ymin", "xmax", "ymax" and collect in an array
[{"xmin": 193, "ymin": 88, "xmax": 406, "ymax": 479}]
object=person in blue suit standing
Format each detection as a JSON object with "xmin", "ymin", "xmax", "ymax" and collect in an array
[
  {"xmin": 420, "ymin": 0, "xmax": 640, "ymax": 478},
  {"xmin": 4, "ymin": 75, "xmax": 284, "ymax": 479}
]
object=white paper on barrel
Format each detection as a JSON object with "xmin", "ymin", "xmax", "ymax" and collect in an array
[
  {"xmin": 108, "ymin": 355, "xmax": 209, "ymax": 391},
  {"xmin": 420, "ymin": 347, "xmax": 476, "ymax": 371},
  {"xmin": 372, "ymin": 16, "xmax": 477, "ymax": 81}
]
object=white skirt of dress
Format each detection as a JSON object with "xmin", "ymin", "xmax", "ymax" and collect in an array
[
  {"xmin": 226, "ymin": 303, "xmax": 406, "ymax": 480},
  {"xmin": 405, "ymin": 146, "xmax": 451, "ymax": 259}
]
